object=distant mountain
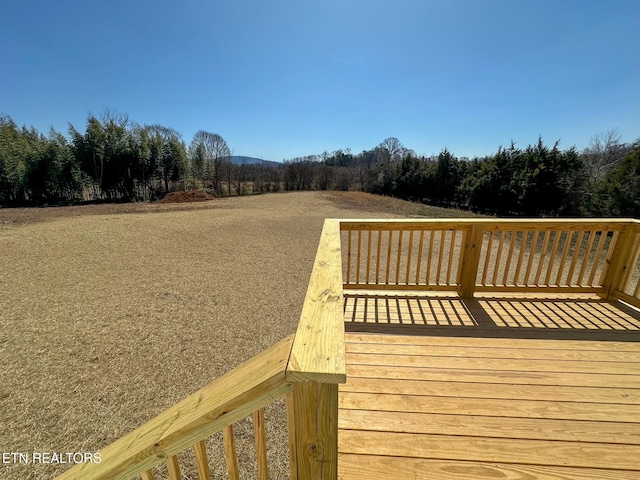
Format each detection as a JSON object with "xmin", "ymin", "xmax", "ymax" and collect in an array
[{"xmin": 231, "ymin": 156, "xmax": 280, "ymax": 167}]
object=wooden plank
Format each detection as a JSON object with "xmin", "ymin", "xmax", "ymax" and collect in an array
[
  {"xmin": 193, "ymin": 440, "xmax": 210, "ymax": 480},
  {"xmin": 346, "ymin": 364, "xmax": 640, "ymax": 389},
  {"xmin": 344, "ymin": 341, "xmax": 640, "ymax": 362},
  {"xmin": 344, "ymin": 352, "xmax": 639, "ymax": 374},
  {"xmin": 341, "ymin": 376, "xmax": 640, "ymax": 404},
  {"xmin": 253, "ymin": 409, "xmax": 268, "ymax": 480},
  {"xmin": 338, "ymin": 409, "xmax": 640, "ymax": 445},
  {"xmin": 291, "ymin": 382, "xmax": 338, "ymax": 480},
  {"xmin": 166, "ymin": 456, "xmax": 181, "ymax": 480},
  {"xmin": 56, "ymin": 336, "xmax": 294, "ymax": 480},
  {"xmin": 287, "ymin": 219, "xmax": 346, "ymax": 383},
  {"xmin": 338, "ymin": 454, "xmax": 640, "ymax": 480},
  {"xmin": 338, "ymin": 430, "xmax": 640, "ymax": 471},
  {"xmin": 344, "ymin": 332, "xmax": 640, "ymax": 351},
  {"xmin": 339, "ymin": 391, "xmax": 640, "ymax": 422},
  {"xmin": 223, "ymin": 425, "xmax": 240, "ymax": 480}
]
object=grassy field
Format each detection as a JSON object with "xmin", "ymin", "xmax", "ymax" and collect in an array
[{"xmin": 0, "ymin": 191, "xmax": 479, "ymax": 480}]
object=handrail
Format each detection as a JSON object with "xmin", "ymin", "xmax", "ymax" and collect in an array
[
  {"xmin": 340, "ymin": 218, "xmax": 639, "ymax": 301},
  {"xmin": 56, "ymin": 335, "xmax": 294, "ymax": 480}
]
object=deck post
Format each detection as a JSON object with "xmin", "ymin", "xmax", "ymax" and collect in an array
[
  {"xmin": 458, "ymin": 224, "xmax": 484, "ymax": 298},
  {"xmin": 288, "ymin": 382, "xmax": 339, "ymax": 480},
  {"xmin": 601, "ymin": 225, "xmax": 637, "ymax": 299}
]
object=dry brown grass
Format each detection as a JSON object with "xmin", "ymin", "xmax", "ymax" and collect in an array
[{"xmin": 0, "ymin": 192, "xmax": 478, "ymax": 479}]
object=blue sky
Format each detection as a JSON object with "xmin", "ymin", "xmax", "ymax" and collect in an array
[{"xmin": 1, "ymin": 0, "xmax": 638, "ymax": 161}]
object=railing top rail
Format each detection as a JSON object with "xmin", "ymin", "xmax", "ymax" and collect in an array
[
  {"xmin": 287, "ymin": 219, "xmax": 346, "ymax": 384},
  {"xmin": 339, "ymin": 218, "xmax": 637, "ymax": 231},
  {"xmin": 56, "ymin": 335, "xmax": 294, "ymax": 480}
]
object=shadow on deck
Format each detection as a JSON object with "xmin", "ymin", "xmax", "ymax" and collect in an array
[{"xmin": 344, "ymin": 292, "xmax": 640, "ymax": 342}]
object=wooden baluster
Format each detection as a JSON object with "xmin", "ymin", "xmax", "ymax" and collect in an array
[
  {"xmin": 534, "ymin": 231, "xmax": 551, "ymax": 286},
  {"xmin": 523, "ymin": 231, "xmax": 539, "ymax": 285},
  {"xmin": 599, "ymin": 231, "xmax": 620, "ymax": 285},
  {"xmin": 166, "ymin": 455, "xmax": 181, "ymax": 480},
  {"xmin": 588, "ymin": 231, "xmax": 608, "ymax": 286},
  {"xmin": 395, "ymin": 230, "xmax": 403, "ymax": 284},
  {"xmin": 415, "ymin": 230, "xmax": 425, "ymax": 284},
  {"xmin": 555, "ymin": 231, "xmax": 572, "ymax": 285},
  {"xmin": 405, "ymin": 230, "xmax": 414, "ymax": 284},
  {"xmin": 366, "ymin": 229, "xmax": 372, "ymax": 284},
  {"xmin": 253, "ymin": 409, "xmax": 268, "ymax": 480},
  {"xmin": 375, "ymin": 230, "xmax": 382, "ymax": 284},
  {"xmin": 436, "ymin": 230, "xmax": 445, "ymax": 285},
  {"xmin": 194, "ymin": 440, "xmax": 211, "ymax": 480},
  {"xmin": 502, "ymin": 231, "xmax": 516, "ymax": 285},
  {"xmin": 513, "ymin": 231, "xmax": 527, "ymax": 286},
  {"xmin": 356, "ymin": 230, "xmax": 362, "ymax": 284},
  {"xmin": 385, "ymin": 230, "xmax": 393, "ymax": 284},
  {"xmin": 566, "ymin": 231, "xmax": 585, "ymax": 286},
  {"xmin": 425, "ymin": 231, "xmax": 434, "ymax": 284},
  {"xmin": 481, "ymin": 230, "xmax": 494, "ymax": 287},
  {"xmin": 492, "ymin": 231, "xmax": 506, "ymax": 285},
  {"xmin": 141, "ymin": 470, "xmax": 155, "ymax": 480},
  {"xmin": 346, "ymin": 229, "xmax": 352, "ymax": 284},
  {"xmin": 223, "ymin": 425, "xmax": 240, "ymax": 480},
  {"xmin": 544, "ymin": 230, "xmax": 562, "ymax": 286},
  {"xmin": 446, "ymin": 230, "xmax": 456, "ymax": 284},
  {"xmin": 577, "ymin": 230, "xmax": 597, "ymax": 286}
]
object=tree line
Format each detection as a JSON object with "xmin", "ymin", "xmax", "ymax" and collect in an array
[{"xmin": 1, "ymin": 112, "xmax": 638, "ymax": 217}]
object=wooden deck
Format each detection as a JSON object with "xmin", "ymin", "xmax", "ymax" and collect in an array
[{"xmin": 339, "ymin": 294, "xmax": 640, "ymax": 479}]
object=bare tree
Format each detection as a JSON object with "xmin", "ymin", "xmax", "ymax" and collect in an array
[
  {"xmin": 583, "ymin": 129, "xmax": 624, "ymax": 184},
  {"xmin": 189, "ymin": 131, "xmax": 231, "ymax": 195}
]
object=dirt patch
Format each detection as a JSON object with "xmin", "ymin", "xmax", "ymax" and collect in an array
[{"xmin": 157, "ymin": 190, "xmax": 215, "ymax": 204}]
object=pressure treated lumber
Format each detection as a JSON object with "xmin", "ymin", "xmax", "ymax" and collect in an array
[{"xmin": 287, "ymin": 219, "xmax": 346, "ymax": 383}]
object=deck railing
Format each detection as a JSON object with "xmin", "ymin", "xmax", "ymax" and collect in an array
[
  {"xmin": 56, "ymin": 220, "xmax": 345, "ymax": 480},
  {"xmin": 56, "ymin": 218, "xmax": 640, "ymax": 480},
  {"xmin": 341, "ymin": 219, "xmax": 640, "ymax": 307}
]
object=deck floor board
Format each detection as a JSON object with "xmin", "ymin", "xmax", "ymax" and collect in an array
[{"xmin": 339, "ymin": 293, "xmax": 640, "ymax": 479}]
